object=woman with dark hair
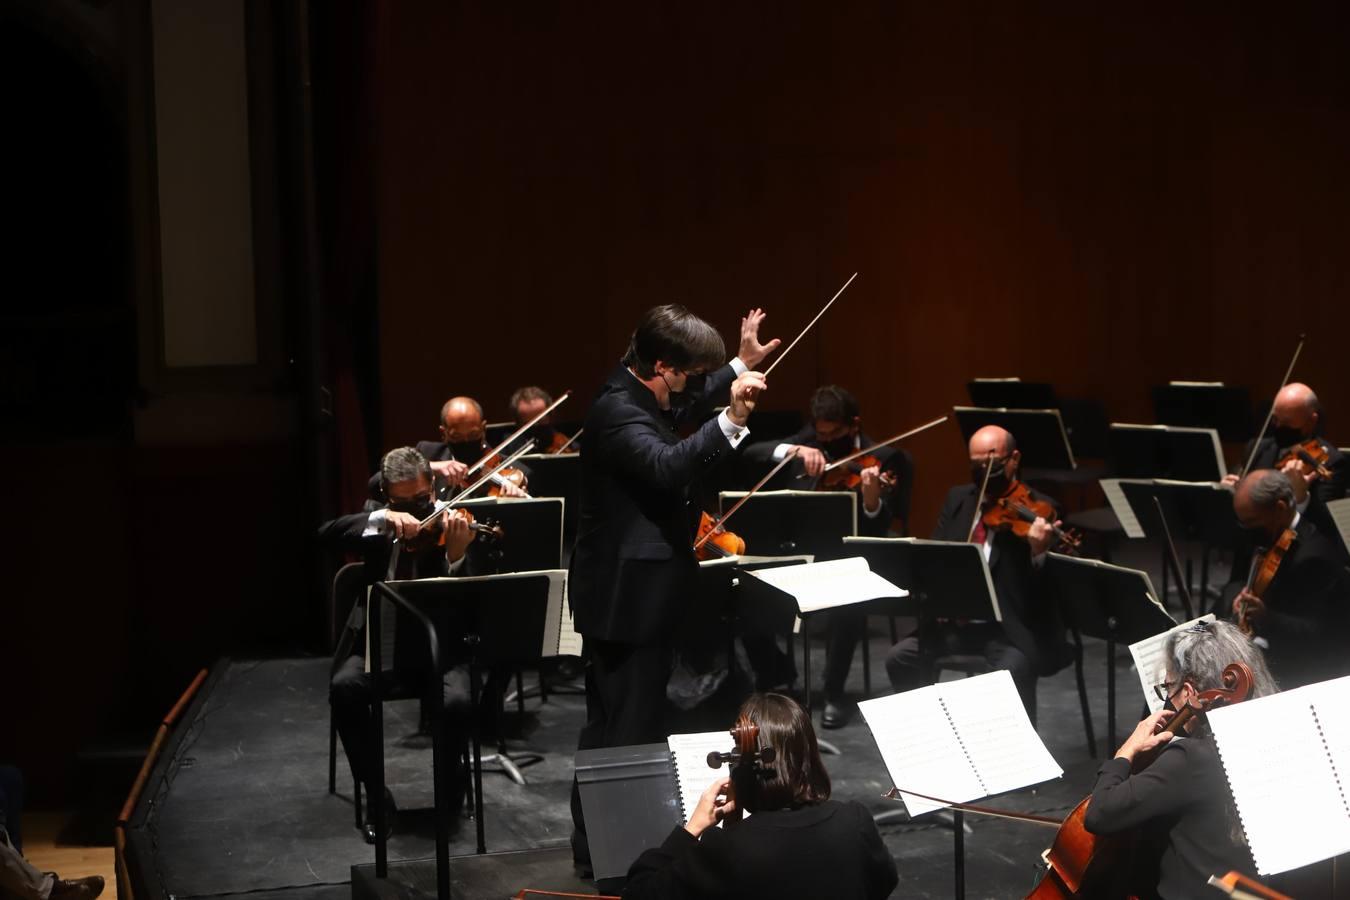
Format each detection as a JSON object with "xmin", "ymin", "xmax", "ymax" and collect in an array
[
  {"xmin": 623, "ymin": 693, "xmax": 898, "ymax": 899},
  {"xmin": 1082, "ymin": 620, "xmax": 1277, "ymax": 899}
]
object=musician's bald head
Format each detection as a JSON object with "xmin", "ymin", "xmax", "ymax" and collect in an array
[
  {"xmin": 1233, "ymin": 469, "xmax": 1296, "ymax": 538},
  {"xmin": 1272, "ymin": 383, "xmax": 1320, "ymax": 435},
  {"xmin": 439, "ymin": 396, "xmax": 486, "ymax": 443},
  {"xmin": 969, "ymin": 425, "xmax": 1016, "ymax": 460}
]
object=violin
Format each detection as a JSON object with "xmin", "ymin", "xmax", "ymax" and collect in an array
[
  {"xmin": 404, "ymin": 506, "xmax": 504, "ymax": 553},
  {"xmin": 981, "ymin": 480, "xmax": 1082, "ymax": 554},
  {"xmin": 1027, "ymin": 662, "xmax": 1255, "ymax": 899},
  {"xmin": 695, "ymin": 510, "xmax": 746, "ymax": 560},
  {"xmin": 1239, "ymin": 527, "xmax": 1296, "ymax": 636},
  {"xmin": 547, "ymin": 428, "xmax": 581, "ymax": 455},
  {"xmin": 818, "ymin": 453, "xmax": 897, "ymax": 492},
  {"xmin": 1274, "ymin": 438, "xmax": 1333, "ymax": 482},
  {"xmin": 705, "ymin": 713, "xmax": 776, "ymax": 826}
]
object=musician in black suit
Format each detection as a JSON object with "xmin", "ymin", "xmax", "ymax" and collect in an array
[
  {"xmin": 321, "ymin": 447, "xmax": 479, "ymax": 842},
  {"xmin": 1223, "ymin": 383, "xmax": 1347, "ymax": 557},
  {"xmin": 1227, "ymin": 469, "xmax": 1350, "ymax": 688},
  {"xmin": 884, "ymin": 425, "xmax": 1069, "ymax": 725},
  {"xmin": 366, "ymin": 395, "xmax": 530, "ymax": 502},
  {"xmin": 1083, "ymin": 620, "xmax": 1272, "ymax": 899},
  {"xmin": 569, "ymin": 305, "xmax": 778, "ymax": 869},
  {"xmin": 741, "ymin": 385, "xmax": 915, "ymax": 726},
  {"xmin": 623, "ymin": 693, "xmax": 898, "ymax": 900}
]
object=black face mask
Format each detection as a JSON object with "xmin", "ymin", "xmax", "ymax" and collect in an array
[
  {"xmin": 388, "ymin": 495, "xmax": 435, "ymax": 519},
  {"xmin": 1271, "ymin": 425, "xmax": 1305, "ymax": 450},
  {"xmin": 972, "ymin": 463, "xmax": 1009, "ymax": 493},
  {"xmin": 663, "ymin": 372, "xmax": 702, "ymax": 411},
  {"xmin": 820, "ymin": 436, "xmax": 854, "ymax": 459},
  {"xmin": 447, "ymin": 440, "xmax": 484, "ymax": 463},
  {"xmin": 525, "ymin": 424, "xmax": 556, "ymax": 447}
]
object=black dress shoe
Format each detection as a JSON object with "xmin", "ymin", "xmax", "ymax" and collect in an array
[
  {"xmin": 362, "ymin": 788, "xmax": 398, "ymax": 844},
  {"xmin": 49, "ymin": 876, "xmax": 105, "ymax": 900},
  {"xmin": 821, "ymin": 699, "xmax": 854, "ymax": 729}
]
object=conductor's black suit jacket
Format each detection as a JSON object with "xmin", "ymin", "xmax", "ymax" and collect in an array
[
  {"xmin": 931, "ymin": 483, "xmax": 1070, "ymax": 676},
  {"xmin": 569, "ymin": 363, "xmax": 740, "ymax": 645}
]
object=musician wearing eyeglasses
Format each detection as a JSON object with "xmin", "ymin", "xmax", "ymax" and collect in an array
[
  {"xmin": 1081, "ymin": 621, "xmax": 1275, "ymax": 899},
  {"xmin": 1225, "ymin": 469, "xmax": 1350, "ymax": 688},
  {"xmin": 319, "ymin": 447, "xmax": 479, "ymax": 843},
  {"xmin": 884, "ymin": 425, "xmax": 1070, "ymax": 726}
]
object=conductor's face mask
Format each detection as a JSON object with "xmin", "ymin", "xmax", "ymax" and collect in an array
[{"xmin": 662, "ymin": 369, "xmax": 705, "ymax": 409}]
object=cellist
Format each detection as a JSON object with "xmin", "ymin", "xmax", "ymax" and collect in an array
[{"xmin": 1082, "ymin": 620, "xmax": 1276, "ymax": 899}]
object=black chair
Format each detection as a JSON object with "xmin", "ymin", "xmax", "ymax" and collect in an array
[{"xmin": 327, "ymin": 561, "xmax": 370, "ymax": 830}]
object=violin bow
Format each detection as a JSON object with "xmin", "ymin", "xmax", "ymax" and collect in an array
[
  {"xmin": 1240, "ymin": 334, "xmax": 1305, "ymax": 478},
  {"xmin": 1151, "ymin": 495, "xmax": 1196, "ymax": 620},
  {"xmin": 821, "ymin": 416, "xmax": 949, "ymax": 473},
  {"xmin": 1206, "ymin": 872, "xmax": 1293, "ymax": 900},
  {"xmin": 883, "ymin": 787, "xmax": 1060, "ymax": 828},
  {"xmin": 464, "ymin": 390, "xmax": 571, "ymax": 479},
  {"xmin": 444, "ymin": 440, "xmax": 537, "ymax": 509},
  {"xmin": 966, "ymin": 449, "xmax": 997, "ymax": 543},
  {"xmin": 761, "ymin": 272, "xmax": 858, "ymax": 377},
  {"xmin": 692, "ymin": 448, "xmax": 799, "ymax": 552},
  {"xmin": 554, "ymin": 427, "xmax": 583, "ymax": 454}
]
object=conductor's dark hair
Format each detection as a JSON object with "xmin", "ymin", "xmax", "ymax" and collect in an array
[
  {"xmin": 621, "ymin": 305, "xmax": 726, "ymax": 379},
  {"xmin": 739, "ymin": 693, "xmax": 831, "ymax": 812},
  {"xmin": 809, "ymin": 385, "xmax": 860, "ymax": 424}
]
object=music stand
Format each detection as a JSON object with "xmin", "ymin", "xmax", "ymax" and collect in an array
[
  {"xmin": 573, "ymin": 743, "xmax": 679, "ymax": 892},
  {"xmin": 514, "ymin": 453, "xmax": 580, "ymax": 550},
  {"xmin": 843, "ymin": 537, "xmax": 998, "ymax": 621},
  {"xmin": 1108, "ymin": 423, "xmax": 1227, "ymax": 483},
  {"xmin": 454, "ymin": 496, "xmax": 564, "ymax": 572},
  {"xmin": 1151, "ymin": 382, "xmax": 1254, "ymax": 443},
  {"xmin": 683, "ymin": 554, "xmax": 813, "ymax": 658},
  {"xmin": 716, "ymin": 490, "xmax": 856, "ymax": 559},
  {"xmin": 1104, "ymin": 478, "xmax": 1239, "ymax": 616},
  {"xmin": 953, "ymin": 406, "xmax": 1076, "ymax": 472},
  {"xmin": 966, "ymin": 378, "xmax": 1059, "ymax": 410},
  {"xmin": 1044, "ymin": 553, "xmax": 1175, "ymax": 754},
  {"xmin": 375, "ymin": 570, "xmax": 567, "ymax": 865}
]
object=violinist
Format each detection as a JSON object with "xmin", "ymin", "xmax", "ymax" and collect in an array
[
  {"xmin": 320, "ymin": 447, "xmax": 478, "ymax": 842},
  {"xmin": 569, "ymin": 305, "xmax": 777, "ymax": 873},
  {"xmin": 367, "ymin": 396, "xmax": 530, "ymax": 502},
  {"xmin": 1224, "ymin": 469, "xmax": 1350, "ymax": 688},
  {"xmin": 502, "ymin": 386, "xmax": 572, "ymax": 455},
  {"xmin": 1082, "ymin": 620, "xmax": 1276, "ymax": 900},
  {"xmin": 622, "ymin": 693, "xmax": 898, "ymax": 900},
  {"xmin": 745, "ymin": 385, "xmax": 914, "ymax": 728},
  {"xmin": 1222, "ymin": 383, "xmax": 1347, "ymax": 547},
  {"xmin": 884, "ymin": 425, "xmax": 1070, "ymax": 725}
]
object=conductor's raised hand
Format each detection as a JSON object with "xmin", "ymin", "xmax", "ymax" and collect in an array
[
  {"xmin": 684, "ymin": 776, "xmax": 736, "ymax": 838},
  {"xmin": 738, "ymin": 308, "xmax": 781, "ymax": 370},
  {"xmin": 727, "ymin": 371, "xmax": 766, "ymax": 427}
]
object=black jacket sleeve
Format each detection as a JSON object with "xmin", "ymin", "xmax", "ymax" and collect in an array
[
  {"xmin": 623, "ymin": 827, "xmax": 719, "ymax": 900},
  {"xmin": 852, "ymin": 801, "xmax": 900, "ymax": 899},
  {"xmin": 600, "ymin": 403, "xmax": 736, "ymax": 495},
  {"xmin": 1083, "ymin": 743, "xmax": 1195, "ymax": 834},
  {"xmin": 316, "ymin": 511, "xmax": 378, "ymax": 552}
]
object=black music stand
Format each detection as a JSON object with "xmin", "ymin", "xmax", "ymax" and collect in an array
[
  {"xmin": 717, "ymin": 490, "xmax": 856, "ymax": 559},
  {"xmin": 1151, "ymin": 382, "xmax": 1254, "ymax": 443},
  {"xmin": 454, "ymin": 496, "xmax": 564, "ymax": 573},
  {"xmin": 953, "ymin": 406, "xmax": 1077, "ymax": 473},
  {"xmin": 966, "ymin": 379, "xmax": 1059, "ymax": 410},
  {"xmin": 1044, "ymin": 553, "xmax": 1175, "ymax": 755},
  {"xmin": 1106, "ymin": 478, "xmax": 1239, "ymax": 616},
  {"xmin": 735, "ymin": 556, "xmax": 908, "ymax": 737},
  {"xmin": 573, "ymin": 743, "xmax": 679, "ymax": 893},
  {"xmin": 373, "ymin": 570, "xmax": 566, "ymax": 876},
  {"xmin": 515, "ymin": 453, "xmax": 580, "ymax": 551},
  {"xmin": 843, "ymin": 537, "xmax": 997, "ymax": 620},
  {"xmin": 1108, "ymin": 423, "xmax": 1227, "ymax": 482}
]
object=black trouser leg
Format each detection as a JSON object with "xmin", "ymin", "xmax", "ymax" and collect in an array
[{"xmin": 823, "ymin": 608, "xmax": 866, "ymax": 701}]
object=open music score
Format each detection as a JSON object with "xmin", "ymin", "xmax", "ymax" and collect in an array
[
  {"xmin": 739, "ymin": 556, "xmax": 906, "ymax": 615},
  {"xmin": 859, "ymin": 670, "xmax": 1062, "ymax": 817},
  {"xmin": 666, "ymin": 731, "xmax": 736, "ymax": 826},
  {"xmin": 1209, "ymin": 674, "xmax": 1350, "ymax": 875}
]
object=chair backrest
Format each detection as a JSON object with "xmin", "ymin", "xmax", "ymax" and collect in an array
[{"xmin": 330, "ymin": 561, "xmax": 367, "ymax": 651}]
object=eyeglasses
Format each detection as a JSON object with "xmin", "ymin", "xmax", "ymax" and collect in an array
[{"xmin": 1153, "ymin": 680, "xmax": 1181, "ymax": 703}]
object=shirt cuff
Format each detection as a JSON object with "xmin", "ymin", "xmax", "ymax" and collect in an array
[
  {"xmin": 1031, "ymin": 550, "xmax": 1048, "ymax": 568},
  {"xmin": 771, "ymin": 442, "xmax": 793, "ymax": 462},
  {"xmin": 729, "ymin": 357, "xmax": 748, "ymax": 376},
  {"xmin": 717, "ymin": 409, "xmax": 750, "ymax": 449},
  {"xmin": 862, "ymin": 498, "xmax": 884, "ymax": 518},
  {"xmin": 364, "ymin": 508, "xmax": 388, "ymax": 537},
  {"xmin": 446, "ymin": 554, "xmax": 466, "ymax": 574}
]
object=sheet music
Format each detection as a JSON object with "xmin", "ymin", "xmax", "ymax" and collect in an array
[
  {"xmin": 1129, "ymin": 615, "xmax": 1214, "ymax": 713},
  {"xmin": 859, "ymin": 686, "xmax": 985, "ymax": 817},
  {"xmin": 937, "ymin": 671, "xmax": 1062, "ymax": 797},
  {"xmin": 541, "ymin": 573, "xmax": 582, "ymax": 657},
  {"xmin": 667, "ymin": 731, "xmax": 734, "ymax": 825},
  {"xmin": 1327, "ymin": 498, "xmax": 1350, "ymax": 558},
  {"xmin": 1209, "ymin": 689, "xmax": 1350, "ymax": 875},
  {"xmin": 1099, "ymin": 479, "xmax": 1145, "ymax": 539},
  {"xmin": 742, "ymin": 557, "xmax": 906, "ymax": 614},
  {"xmin": 1302, "ymin": 675, "xmax": 1350, "ymax": 796}
]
